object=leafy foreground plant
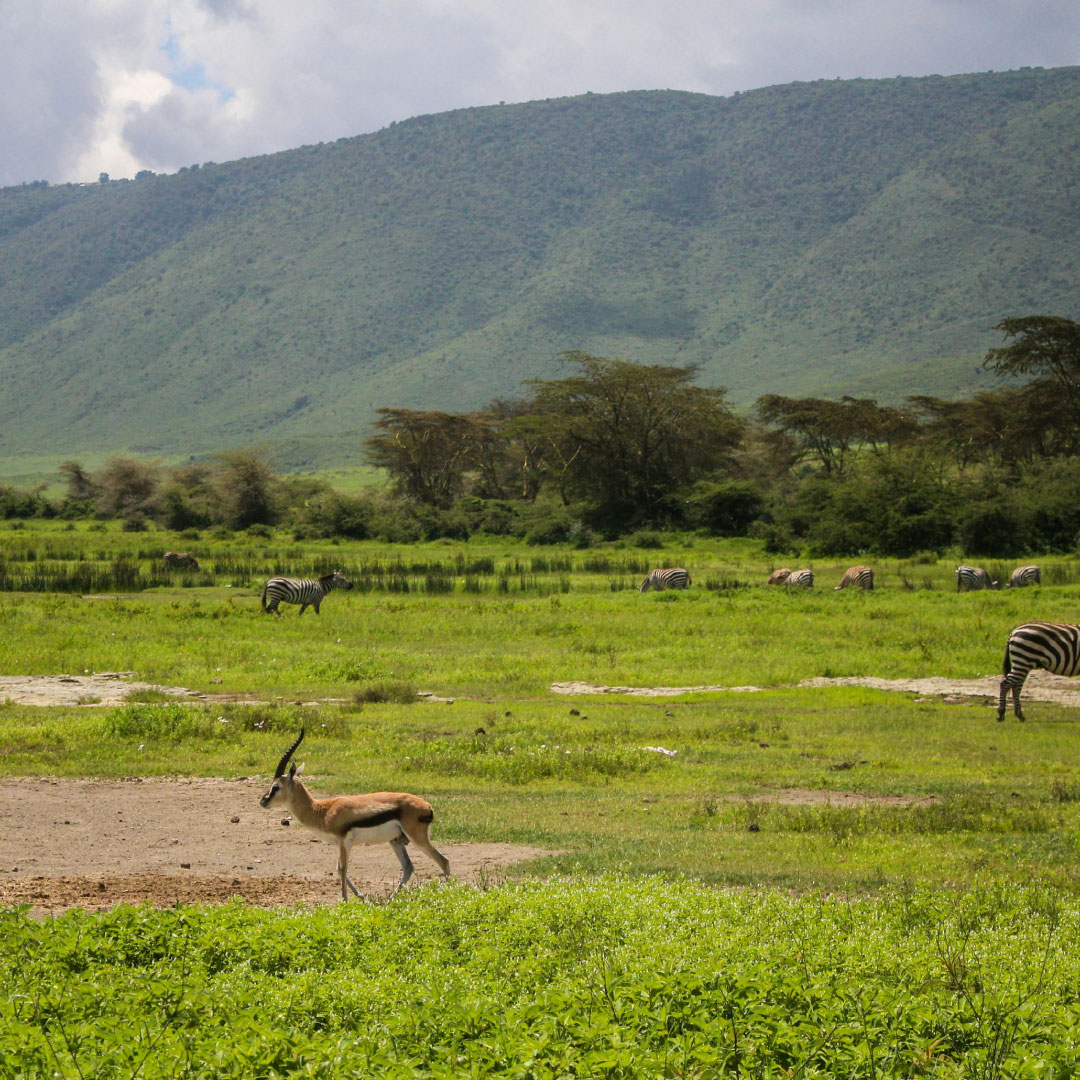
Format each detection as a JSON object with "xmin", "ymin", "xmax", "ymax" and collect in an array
[{"xmin": 4, "ymin": 878, "xmax": 1079, "ymax": 1078}]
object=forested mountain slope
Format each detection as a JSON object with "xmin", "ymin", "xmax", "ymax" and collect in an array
[{"xmin": 2, "ymin": 66, "xmax": 1078, "ymax": 468}]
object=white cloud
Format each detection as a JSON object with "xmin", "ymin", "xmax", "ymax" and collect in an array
[{"xmin": 3, "ymin": 0, "xmax": 1079, "ymax": 186}]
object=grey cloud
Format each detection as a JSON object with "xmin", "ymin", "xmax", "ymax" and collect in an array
[
  {"xmin": 0, "ymin": 8, "xmax": 105, "ymax": 185},
  {"xmin": 5, "ymin": 0, "xmax": 1080, "ymax": 185}
]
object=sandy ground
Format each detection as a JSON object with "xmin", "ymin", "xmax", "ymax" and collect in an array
[
  {"xmin": 0, "ymin": 777, "xmax": 550, "ymax": 916},
  {"xmin": 0, "ymin": 672, "xmax": 270, "ymax": 707},
  {"xmin": 552, "ymin": 668, "xmax": 1080, "ymax": 708}
]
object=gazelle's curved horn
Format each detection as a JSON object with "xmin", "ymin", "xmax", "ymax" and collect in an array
[{"xmin": 274, "ymin": 728, "xmax": 305, "ymax": 778}]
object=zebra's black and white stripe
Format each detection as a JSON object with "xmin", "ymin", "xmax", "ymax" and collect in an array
[
  {"xmin": 261, "ymin": 571, "xmax": 353, "ymax": 616},
  {"xmin": 785, "ymin": 569, "xmax": 814, "ymax": 588},
  {"xmin": 998, "ymin": 621, "xmax": 1080, "ymax": 721},
  {"xmin": 639, "ymin": 568, "xmax": 691, "ymax": 592},
  {"xmin": 1006, "ymin": 565, "xmax": 1041, "ymax": 588},
  {"xmin": 835, "ymin": 566, "xmax": 874, "ymax": 591},
  {"xmin": 955, "ymin": 565, "xmax": 999, "ymax": 592}
]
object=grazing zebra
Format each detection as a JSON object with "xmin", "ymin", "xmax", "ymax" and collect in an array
[
  {"xmin": 835, "ymin": 566, "xmax": 874, "ymax": 591},
  {"xmin": 766, "ymin": 568, "xmax": 792, "ymax": 585},
  {"xmin": 163, "ymin": 551, "xmax": 200, "ymax": 571},
  {"xmin": 998, "ymin": 622, "xmax": 1080, "ymax": 722},
  {"xmin": 639, "ymin": 568, "xmax": 691, "ymax": 592},
  {"xmin": 1006, "ymin": 565, "xmax": 1041, "ymax": 588},
  {"xmin": 261, "ymin": 571, "xmax": 353, "ymax": 616},
  {"xmin": 955, "ymin": 565, "xmax": 999, "ymax": 592},
  {"xmin": 785, "ymin": 569, "xmax": 814, "ymax": 588}
]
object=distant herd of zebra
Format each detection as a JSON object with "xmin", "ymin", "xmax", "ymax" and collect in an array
[
  {"xmin": 162, "ymin": 548, "xmax": 1078, "ymax": 725},
  {"xmin": 639, "ymin": 561, "xmax": 1080, "ymax": 722},
  {"xmin": 637, "ymin": 563, "xmax": 1043, "ymax": 593}
]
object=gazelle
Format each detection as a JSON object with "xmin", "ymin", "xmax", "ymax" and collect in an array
[{"xmin": 259, "ymin": 728, "xmax": 450, "ymax": 901}]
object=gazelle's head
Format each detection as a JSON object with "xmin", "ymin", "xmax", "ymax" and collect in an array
[{"xmin": 260, "ymin": 728, "xmax": 305, "ymax": 808}]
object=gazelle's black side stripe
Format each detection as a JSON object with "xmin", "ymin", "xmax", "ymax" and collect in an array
[{"xmin": 343, "ymin": 807, "xmax": 403, "ymax": 834}]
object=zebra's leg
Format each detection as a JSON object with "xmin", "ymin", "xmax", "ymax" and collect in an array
[
  {"xmin": 389, "ymin": 836, "xmax": 414, "ymax": 899},
  {"xmin": 313, "ymin": 600, "xmax": 321, "ymax": 614},
  {"xmin": 1013, "ymin": 682, "xmax": 1025, "ymax": 722},
  {"xmin": 298, "ymin": 603, "xmax": 308, "ymax": 616},
  {"xmin": 997, "ymin": 679, "xmax": 1009, "ymax": 722}
]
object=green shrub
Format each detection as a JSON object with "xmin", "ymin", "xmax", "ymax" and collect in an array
[{"xmin": 353, "ymin": 680, "xmax": 418, "ymax": 704}]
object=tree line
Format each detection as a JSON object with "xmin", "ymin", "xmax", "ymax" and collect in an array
[{"xmin": 4, "ymin": 316, "xmax": 1079, "ymax": 557}]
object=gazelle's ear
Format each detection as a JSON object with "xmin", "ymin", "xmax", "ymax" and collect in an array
[{"xmin": 295, "ymin": 762, "xmax": 305, "ymax": 777}]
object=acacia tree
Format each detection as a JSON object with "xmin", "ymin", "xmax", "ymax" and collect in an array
[
  {"xmin": 983, "ymin": 315, "xmax": 1080, "ymax": 454},
  {"xmin": 94, "ymin": 456, "xmax": 161, "ymax": 518},
  {"xmin": 755, "ymin": 395, "xmax": 916, "ymax": 476},
  {"xmin": 210, "ymin": 450, "xmax": 276, "ymax": 528},
  {"xmin": 755, "ymin": 396, "xmax": 864, "ymax": 476},
  {"xmin": 364, "ymin": 409, "xmax": 481, "ymax": 508},
  {"xmin": 524, "ymin": 352, "xmax": 745, "ymax": 529}
]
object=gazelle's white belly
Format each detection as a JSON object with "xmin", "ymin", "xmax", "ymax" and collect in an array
[{"xmin": 343, "ymin": 820, "xmax": 405, "ymax": 846}]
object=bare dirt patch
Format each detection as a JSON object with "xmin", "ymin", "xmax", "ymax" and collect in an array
[
  {"xmin": 552, "ymin": 670, "xmax": 1080, "ymax": 709},
  {"xmin": 551, "ymin": 680, "xmax": 766, "ymax": 697},
  {"xmin": 0, "ymin": 672, "xmax": 203, "ymax": 707},
  {"xmin": 0, "ymin": 777, "xmax": 552, "ymax": 916},
  {"xmin": 737, "ymin": 788, "xmax": 937, "ymax": 808}
]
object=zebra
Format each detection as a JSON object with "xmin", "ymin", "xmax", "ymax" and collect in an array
[
  {"xmin": 955, "ymin": 565, "xmax": 999, "ymax": 592},
  {"xmin": 998, "ymin": 621, "xmax": 1080, "ymax": 722},
  {"xmin": 766, "ymin": 568, "xmax": 792, "ymax": 585},
  {"xmin": 639, "ymin": 568, "xmax": 691, "ymax": 592},
  {"xmin": 785, "ymin": 569, "xmax": 814, "ymax": 588},
  {"xmin": 1006, "ymin": 565, "xmax": 1041, "ymax": 588},
  {"xmin": 163, "ymin": 551, "xmax": 200, "ymax": 571},
  {"xmin": 261, "ymin": 571, "xmax": 353, "ymax": 616},
  {"xmin": 835, "ymin": 566, "xmax": 874, "ymax": 590}
]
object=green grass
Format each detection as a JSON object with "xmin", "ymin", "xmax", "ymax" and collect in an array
[
  {"xmin": 5, "ymin": 525, "xmax": 1080, "ymax": 1074},
  {"xmin": 3, "ymin": 683, "xmax": 1080, "ymax": 894}
]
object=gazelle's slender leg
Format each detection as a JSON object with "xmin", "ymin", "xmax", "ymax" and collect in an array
[
  {"xmin": 389, "ymin": 836, "xmax": 414, "ymax": 897},
  {"xmin": 337, "ymin": 838, "xmax": 362, "ymax": 901},
  {"xmin": 410, "ymin": 829, "xmax": 450, "ymax": 877}
]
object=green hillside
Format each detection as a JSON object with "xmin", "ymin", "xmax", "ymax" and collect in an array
[{"xmin": 2, "ymin": 67, "xmax": 1079, "ymax": 470}]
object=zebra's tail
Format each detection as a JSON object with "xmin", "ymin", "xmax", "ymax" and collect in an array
[
  {"xmin": 260, "ymin": 583, "xmax": 268, "ymax": 611},
  {"xmin": 1002, "ymin": 642, "xmax": 1012, "ymax": 677}
]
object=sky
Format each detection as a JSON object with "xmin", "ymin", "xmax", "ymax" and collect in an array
[{"xmin": 4, "ymin": 0, "xmax": 1080, "ymax": 187}]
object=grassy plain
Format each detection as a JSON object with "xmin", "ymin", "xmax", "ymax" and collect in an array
[
  {"xmin": 2, "ymin": 521, "xmax": 1080, "ymax": 894},
  {"xmin": 4, "ymin": 522, "xmax": 1080, "ymax": 1075}
]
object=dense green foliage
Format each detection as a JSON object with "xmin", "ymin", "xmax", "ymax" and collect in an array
[
  {"xmin": 6, "ymin": 882, "xmax": 1080, "ymax": 1078},
  {"xmin": 6, "ymin": 321, "xmax": 1080, "ymax": 548},
  {"xmin": 1, "ymin": 68, "xmax": 1079, "ymax": 469}
]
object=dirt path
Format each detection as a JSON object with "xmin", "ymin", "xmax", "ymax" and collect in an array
[
  {"xmin": 551, "ymin": 669, "xmax": 1080, "ymax": 708},
  {"xmin": 0, "ymin": 777, "xmax": 550, "ymax": 916}
]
